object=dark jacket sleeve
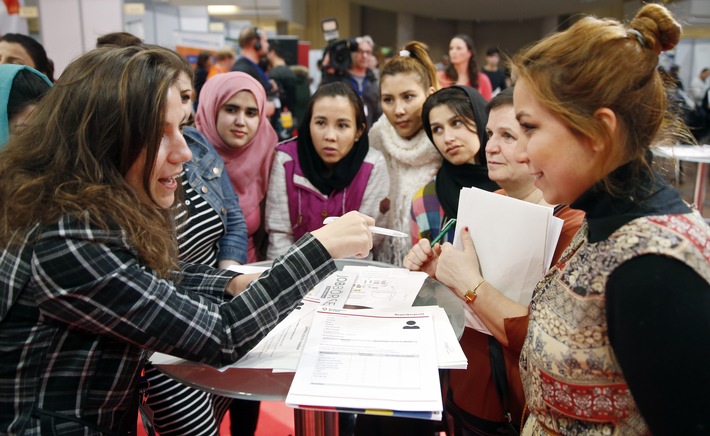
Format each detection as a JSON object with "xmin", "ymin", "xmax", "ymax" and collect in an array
[{"xmin": 606, "ymin": 254, "xmax": 710, "ymax": 435}]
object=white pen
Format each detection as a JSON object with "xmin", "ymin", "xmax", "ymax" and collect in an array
[{"xmin": 322, "ymin": 216, "xmax": 408, "ymax": 238}]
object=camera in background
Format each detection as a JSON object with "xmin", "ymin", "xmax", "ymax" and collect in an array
[{"xmin": 319, "ymin": 18, "xmax": 358, "ymax": 76}]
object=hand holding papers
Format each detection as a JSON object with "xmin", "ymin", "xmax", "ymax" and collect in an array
[{"xmin": 452, "ymin": 187, "xmax": 563, "ymax": 334}]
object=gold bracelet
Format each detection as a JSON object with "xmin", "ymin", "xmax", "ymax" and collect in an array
[{"xmin": 464, "ymin": 278, "xmax": 486, "ymax": 304}]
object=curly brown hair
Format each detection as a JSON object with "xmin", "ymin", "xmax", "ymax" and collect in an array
[{"xmin": 0, "ymin": 46, "xmax": 188, "ymax": 277}]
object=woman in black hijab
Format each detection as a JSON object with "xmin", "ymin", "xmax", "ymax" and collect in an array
[
  {"xmin": 410, "ymin": 86, "xmax": 498, "ymax": 243},
  {"xmin": 265, "ymin": 82, "xmax": 390, "ymax": 259}
]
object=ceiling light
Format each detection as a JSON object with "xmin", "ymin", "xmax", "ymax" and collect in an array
[{"xmin": 207, "ymin": 5, "xmax": 239, "ymax": 15}]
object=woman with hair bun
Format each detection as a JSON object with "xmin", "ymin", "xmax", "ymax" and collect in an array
[
  {"xmin": 507, "ymin": 4, "xmax": 709, "ymax": 434},
  {"xmin": 368, "ymin": 41, "xmax": 442, "ymax": 266}
]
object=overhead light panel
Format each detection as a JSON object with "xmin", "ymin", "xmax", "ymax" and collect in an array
[{"xmin": 208, "ymin": 5, "xmax": 239, "ymax": 15}]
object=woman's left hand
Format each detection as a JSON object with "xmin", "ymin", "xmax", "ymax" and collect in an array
[{"xmin": 435, "ymin": 227, "xmax": 483, "ymax": 298}]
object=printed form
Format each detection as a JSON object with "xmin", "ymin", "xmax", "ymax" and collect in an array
[{"xmin": 286, "ymin": 306, "xmax": 443, "ymax": 420}]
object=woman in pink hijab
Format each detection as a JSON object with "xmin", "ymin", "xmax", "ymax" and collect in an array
[{"xmin": 196, "ymin": 72, "xmax": 278, "ymax": 263}]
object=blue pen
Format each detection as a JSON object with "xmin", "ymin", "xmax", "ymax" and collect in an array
[{"xmin": 430, "ymin": 218, "xmax": 457, "ymax": 247}]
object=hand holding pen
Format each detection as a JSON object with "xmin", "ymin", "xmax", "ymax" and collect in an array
[
  {"xmin": 311, "ymin": 211, "xmax": 375, "ymax": 259},
  {"xmin": 429, "ymin": 218, "xmax": 457, "ymax": 247},
  {"xmin": 403, "ymin": 219, "xmax": 456, "ymax": 277}
]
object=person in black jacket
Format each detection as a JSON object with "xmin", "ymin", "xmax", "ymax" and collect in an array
[{"xmin": 321, "ymin": 36, "xmax": 381, "ymax": 128}]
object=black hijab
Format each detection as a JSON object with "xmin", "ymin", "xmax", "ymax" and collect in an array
[
  {"xmin": 296, "ymin": 82, "xmax": 370, "ymax": 195},
  {"xmin": 422, "ymin": 86, "xmax": 499, "ymax": 219}
]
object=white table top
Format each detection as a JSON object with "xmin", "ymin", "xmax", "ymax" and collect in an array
[{"xmin": 654, "ymin": 145, "xmax": 710, "ymax": 164}]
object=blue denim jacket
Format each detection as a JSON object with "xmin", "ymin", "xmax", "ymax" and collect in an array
[{"xmin": 183, "ymin": 127, "xmax": 247, "ymax": 264}]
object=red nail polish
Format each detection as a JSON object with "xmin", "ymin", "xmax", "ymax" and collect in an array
[{"xmin": 465, "ymin": 226, "xmax": 469, "ymax": 232}]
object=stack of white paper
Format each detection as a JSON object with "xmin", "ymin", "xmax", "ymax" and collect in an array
[
  {"xmin": 286, "ymin": 306, "xmax": 444, "ymax": 421},
  {"xmin": 453, "ymin": 187, "xmax": 563, "ymax": 334},
  {"xmin": 431, "ymin": 306, "xmax": 467, "ymax": 369}
]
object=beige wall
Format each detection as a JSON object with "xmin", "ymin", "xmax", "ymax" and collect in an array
[
  {"xmin": 359, "ymin": 8, "xmax": 555, "ymax": 74},
  {"xmin": 300, "ymin": 0, "xmax": 710, "ymax": 81}
]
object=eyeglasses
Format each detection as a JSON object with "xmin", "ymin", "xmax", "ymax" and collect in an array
[{"xmin": 357, "ymin": 50, "xmax": 373, "ymax": 56}]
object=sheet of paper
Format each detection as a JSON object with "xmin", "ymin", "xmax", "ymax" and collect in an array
[
  {"xmin": 149, "ymin": 351, "xmax": 185, "ymax": 366},
  {"xmin": 545, "ymin": 216, "xmax": 564, "ymax": 269},
  {"xmin": 432, "ymin": 306, "xmax": 467, "ymax": 370},
  {"xmin": 286, "ymin": 306, "xmax": 443, "ymax": 420},
  {"xmin": 340, "ymin": 266, "xmax": 428, "ymax": 309},
  {"xmin": 225, "ymin": 264, "xmax": 270, "ymax": 274},
  {"xmin": 222, "ymin": 272, "xmax": 357, "ymax": 371},
  {"xmin": 305, "ymin": 271, "xmax": 358, "ymax": 307},
  {"xmin": 454, "ymin": 187, "xmax": 561, "ymax": 334},
  {"xmin": 224, "ymin": 299, "xmax": 320, "ymax": 371}
]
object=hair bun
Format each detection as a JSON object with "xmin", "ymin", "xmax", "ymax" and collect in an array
[{"xmin": 630, "ymin": 3, "xmax": 681, "ymax": 54}]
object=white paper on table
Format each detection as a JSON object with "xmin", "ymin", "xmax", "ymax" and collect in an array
[
  {"xmin": 305, "ymin": 271, "xmax": 358, "ymax": 307},
  {"xmin": 432, "ymin": 306, "xmax": 467, "ymax": 370},
  {"xmin": 222, "ymin": 298, "xmax": 320, "ymax": 371},
  {"xmin": 340, "ymin": 266, "xmax": 428, "ymax": 309},
  {"xmin": 225, "ymin": 264, "xmax": 270, "ymax": 274},
  {"xmin": 149, "ymin": 299, "xmax": 320, "ymax": 373},
  {"xmin": 149, "ymin": 352, "xmax": 186, "ymax": 366},
  {"xmin": 453, "ymin": 187, "xmax": 562, "ymax": 334},
  {"xmin": 225, "ymin": 272, "xmax": 356, "ymax": 371},
  {"xmin": 286, "ymin": 306, "xmax": 442, "ymax": 419}
]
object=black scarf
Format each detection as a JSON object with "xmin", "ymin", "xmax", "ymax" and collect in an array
[
  {"xmin": 425, "ymin": 86, "xmax": 499, "ymax": 219},
  {"xmin": 296, "ymin": 125, "xmax": 370, "ymax": 196}
]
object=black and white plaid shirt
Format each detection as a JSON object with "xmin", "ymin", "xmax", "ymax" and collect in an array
[{"xmin": 0, "ymin": 214, "xmax": 335, "ymax": 435}]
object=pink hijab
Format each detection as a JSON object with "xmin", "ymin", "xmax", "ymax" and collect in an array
[{"xmin": 195, "ymin": 72, "xmax": 277, "ymax": 261}]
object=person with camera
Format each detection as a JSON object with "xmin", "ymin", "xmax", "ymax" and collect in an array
[{"xmin": 320, "ymin": 35, "xmax": 381, "ymax": 128}]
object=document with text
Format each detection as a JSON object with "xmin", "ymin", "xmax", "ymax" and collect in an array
[
  {"xmin": 286, "ymin": 306, "xmax": 443, "ymax": 420},
  {"xmin": 341, "ymin": 265, "xmax": 428, "ymax": 309}
]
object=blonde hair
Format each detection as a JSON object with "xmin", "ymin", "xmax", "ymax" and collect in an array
[
  {"xmin": 380, "ymin": 41, "xmax": 439, "ymax": 92},
  {"xmin": 512, "ymin": 3, "xmax": 687, "ymax": 192}
]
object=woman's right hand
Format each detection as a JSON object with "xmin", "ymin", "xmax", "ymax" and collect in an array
[
  {"xmin": 436, "ymin": 227, "xmax": 483, "ymax": 297},
  {"xmin": 403, "ymin": 239, "xmax": 441, "ymax": 278},
  {"xmin": 311, "ymin": 211, "xmax": 374, "ymax": 259}
]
